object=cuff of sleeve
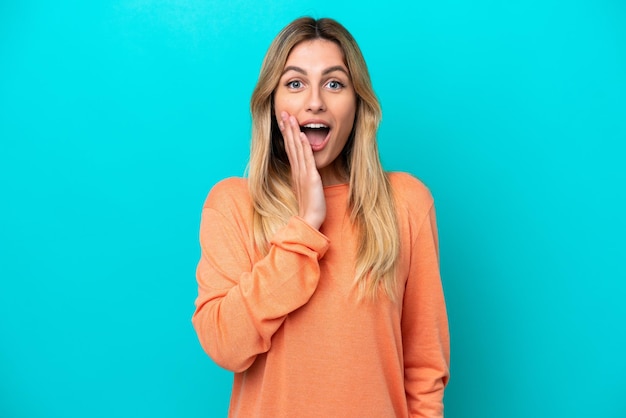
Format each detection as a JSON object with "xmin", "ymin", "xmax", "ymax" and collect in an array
[{"xmin": 270, "ymin": 216, "xmax": 330, "ymax": 259}]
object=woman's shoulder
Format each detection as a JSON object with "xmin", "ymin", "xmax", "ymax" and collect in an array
[
  {"xmin": 387, "ymin": 171, "xmax": 436, "ymax": 235},
  {"xmin": 387, "ymin": 171, "xmax": 434, "ymax": 206},
  {"xmin": 203, "ymin": 176, "xmax": 250, "ymax": 210}
]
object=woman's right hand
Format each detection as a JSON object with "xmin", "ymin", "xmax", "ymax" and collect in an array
[{"xmin": 279, "ymin": 111, "xmax": 326, "ymax": 230}]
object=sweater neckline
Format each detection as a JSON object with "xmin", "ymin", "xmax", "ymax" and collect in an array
[{"xmin": 323, "ymin": 182, "xmax": 349, "ymax": 198}]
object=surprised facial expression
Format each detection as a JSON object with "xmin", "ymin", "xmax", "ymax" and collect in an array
[{"xmin": 274, "ymin": 39, "xmax": 357, "ymax": 185}]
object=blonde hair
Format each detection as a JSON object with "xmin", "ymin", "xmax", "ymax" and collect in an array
[{"xmin": 247, "ymin": 17, "xmax": 400, "ymax": 300}]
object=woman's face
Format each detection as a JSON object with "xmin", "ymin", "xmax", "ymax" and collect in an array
[{"xmin": 274, "ymin": 39, "xmax": 357, "ymax": 185}]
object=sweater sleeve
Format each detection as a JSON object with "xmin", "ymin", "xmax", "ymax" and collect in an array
[
  {"xmin": 402, "ymin": 203, "xmax": 450, "ymax": 418},
  {"xmin": 191, "ymin": 187, "xmax": 330, "ymax": 373}
]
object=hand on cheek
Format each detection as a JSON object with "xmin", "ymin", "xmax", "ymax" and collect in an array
[{"xmin": 278, "ymin": 111, "xmax": 326, "ymax": 230}]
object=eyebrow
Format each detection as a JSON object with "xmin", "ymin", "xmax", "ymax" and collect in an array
[{"xmin": 281, "ymin": 65, "xmax": 349, "ymax": 77}]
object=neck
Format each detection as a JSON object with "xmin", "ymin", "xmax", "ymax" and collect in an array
[{"xmin": 319, "ymin": 164, "xmax": 349, "ymax": 186}]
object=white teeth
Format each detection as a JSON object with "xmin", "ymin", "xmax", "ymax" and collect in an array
[{"xmin": 302, "ymin": 123, "xmax": 328, "ymax": 129}]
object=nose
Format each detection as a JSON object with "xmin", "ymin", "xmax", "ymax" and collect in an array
[{"xmin": 306, "ymin": 87, "xmax": 326, "ymax": 113}]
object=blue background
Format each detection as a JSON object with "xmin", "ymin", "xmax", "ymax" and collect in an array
[{"xmin": 1, "ymin": 1, "xmax": 625, "ymax": 417}]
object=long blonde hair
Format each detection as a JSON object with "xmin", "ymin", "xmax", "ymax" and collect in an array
[{"xmin": 247, "ymin": 17, "xmax": 400, "ymax": 299}]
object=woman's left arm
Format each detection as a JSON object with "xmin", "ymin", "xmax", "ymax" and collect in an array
[{"xmin": 402, "ymin": 204, "xmax": 451, "ymax": 418}]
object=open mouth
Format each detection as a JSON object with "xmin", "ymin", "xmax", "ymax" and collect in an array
[{"xmin": 300, "ymin": 123, "xmax": 330, "ymax": 149}]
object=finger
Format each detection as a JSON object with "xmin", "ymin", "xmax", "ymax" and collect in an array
[
  {"xmin": 288, "ymin": 115, "xmax": 306, "ymax": 172},
  {"xmin": 280, "ymin": 112, "xmax": 298, "ymax": 172},
  {"xmin": 300, "ymin": 132, "xmax": 317, "ymax": 173}
]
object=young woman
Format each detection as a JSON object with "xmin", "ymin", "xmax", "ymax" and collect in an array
[{"xmin": 192, "ymin": 17, "xmax": 450, "ymax": 418}]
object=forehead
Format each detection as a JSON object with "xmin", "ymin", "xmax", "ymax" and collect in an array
[{"xmin": 284, "ymin": 39, "xmax": 347, "ymax": 70}]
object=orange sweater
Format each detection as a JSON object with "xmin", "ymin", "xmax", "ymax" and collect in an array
[{"xmin": 192, "ymin": 172, "xmax": 450, "ymax": 418}]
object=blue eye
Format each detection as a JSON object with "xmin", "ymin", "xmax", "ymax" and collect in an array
[
  {"xmin": 287, "ymin": 80, "xmax": 302, "ymax": 89},
  {"xmin": 327, "ymin": 80, "xmax": 344, "ymax": 90}
]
